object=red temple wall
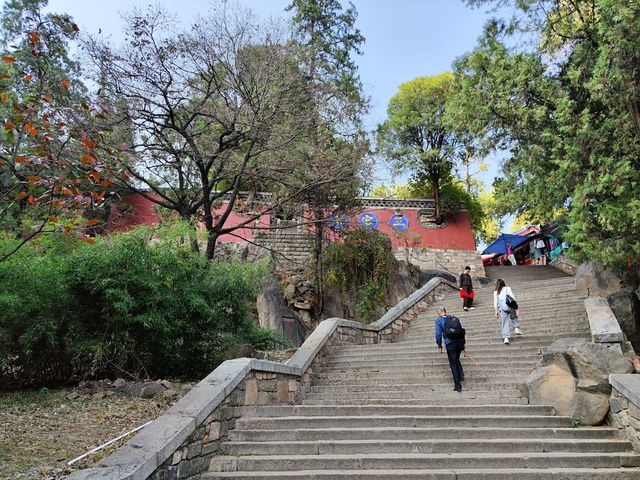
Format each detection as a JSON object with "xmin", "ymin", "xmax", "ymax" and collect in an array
[{"xmin": 106, "ymin": 194, "xmax": 476, "ymax": 251}]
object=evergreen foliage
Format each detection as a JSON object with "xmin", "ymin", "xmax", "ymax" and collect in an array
[
  {"xmin": 0, "ymin": 226, "xmax": 284, "ymax": 389},
  {"xmin": 323, "ymin": 229, "xmax": 394, "ymax": 323},
  {"xmin": 453, "ymin": 0, "xmax": 640, "ymax": 267}
]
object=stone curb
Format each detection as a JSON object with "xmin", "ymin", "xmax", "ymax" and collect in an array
[
  {"xmin": 585, "ymin": 296, "xmax": 624, "ymax": 343},
  {"xmin": 67, "ymin": 277, "xmax": 456, "ymax": 480},
  {"xmin": 610, "ymin": 374, "xmax": 640, "ymax": 409}
]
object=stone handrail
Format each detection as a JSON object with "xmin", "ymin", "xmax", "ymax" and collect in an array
[
  {"xmin": 69, "ymin": 276, "xmax": 458, "ymax": 480},
  {"xmin": 550, "ymin": 254, "xmax": 577, "ymax": 276},
  {"xmin": 287, "ymin": 277, "xmax": 458, "ymax": 373},
  {"xmin": 609, "ymin": 374, "xmax": 640, "ymax": 451},
  {"xmin": 584, "ymin": 296, "xmax": 624, "ymax": 353}
]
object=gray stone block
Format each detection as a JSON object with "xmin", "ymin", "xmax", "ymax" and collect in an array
[
  {"xmin": 286, "ymin": 319, "xmax": 339, "ymax": 371},
  {"xmin": 166, "ymin": 358, "xmax": 251, "ymax": 425},
  {"xmin": 105, "ymin": 414, "xmax": 195, "ymax": 475},
  {"xmin": 98, "ymin": 441, "xmax": 159, "ymax": 480},
  {"xmin": 585, "ymin": 296, "xmax": 624, "ymax": 343},
  {"xmin": 67, "ymin": 465, "xmax": 137, "ymax": 480},
  {"xmin": 611, "ymin": 374, "xmax": 640, "ymax": 409},
  {"xmin": 611, "ymin": 396, "xmax": 627, "ymax": 414}
]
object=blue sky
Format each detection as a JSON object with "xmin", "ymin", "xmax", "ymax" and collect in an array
[{"xmin": 40, "ymin": 0, "xmax": 508, "ymax": 203}]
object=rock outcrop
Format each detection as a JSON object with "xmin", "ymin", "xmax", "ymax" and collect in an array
[
  {"xmin": 576, "ymin": 261, "xmax": 626, "ymax": 297},
  {"xmin": 576, "ymin": 261, "xmax": 639, "ymax": 297},
  {"xmin": 526, "ymin": 338, "xmax": 634, "ymax": 425},
  {"xmin": 419, "ymin": 268, "xmax": 457, "ymax": 285},
  {"xmin": 608, "ymin": 291, "xmax": 640, "ymax": 352}
]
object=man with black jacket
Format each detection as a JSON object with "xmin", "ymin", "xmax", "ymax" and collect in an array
[{"xmin": 435, "ymin": 306, "xmax": 466, "ymax": 393}]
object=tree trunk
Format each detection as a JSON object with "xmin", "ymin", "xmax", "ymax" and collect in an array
[
  {"xmin": 629, "ymin": 99, "xmax": 640, "ymax": 136},
  {"xmin": 314, "ymin": 208, "xmax": 324, "ymax": 318},
  {"xmin": 180, "ymin": 213, "xmax": 200, "ymax": 254},
  {"xmin": 433, "ymin": 172, "xmax": 440, "ymax": 223},
  {"xmin": 190, "ymin": 231, "xmax": 200, "ymax": 255},
  {"xmin": 205, "ymin": 230, "xmax": 218, "ymax": 260}
]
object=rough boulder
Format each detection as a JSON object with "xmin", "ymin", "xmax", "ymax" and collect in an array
[
  {"xmin": 576, "ymin": 260, "xmax": 638, "ymax": 297},
  {"xmin": 526, "ymin": 338, "xmax": 634, "ymax": 425},
  {"xmin": 608, "ymin": 291, "xmax": 640, "ymax": 353}
]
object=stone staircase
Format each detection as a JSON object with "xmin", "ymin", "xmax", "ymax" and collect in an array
[
  {"xmin": 253, "ymin": 231, "xmax": 313, "ymax": 266},
  {"xmin": 205, "ymin": 266, "xmax": 640, "ymax": 479}
]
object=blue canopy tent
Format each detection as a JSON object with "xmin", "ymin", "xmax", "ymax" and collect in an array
[{"xmin": 482, "ymin": 233, "xmax": 530, "ymax": 255}]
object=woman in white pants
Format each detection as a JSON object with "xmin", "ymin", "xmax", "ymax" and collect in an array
[{"xmin": 494, "ymin": 278, "xmax": 523, "ymax": 344}]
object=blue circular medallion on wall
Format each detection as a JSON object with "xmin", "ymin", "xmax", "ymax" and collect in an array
[
  {"xmin": 328, "ymin": 213, "xmax": 349, "ymax": 231},
  {"xmin": 390, "ymin": 214, "xmax": 409, "ymax": 231},
  {"xmin": 358, "ymin": 212, "xmax": 379, "ymax": 229}
]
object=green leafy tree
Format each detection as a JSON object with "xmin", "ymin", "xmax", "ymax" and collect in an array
[
  {"xmin": 369, "ymin": 183, "xmax": 428, "ymax": 199},
  {"xmin": 323, "ymin": 229, "xmax": 394, "ymax": 323},
  {"xmin": 455, "ymin": 0, "xmax": 640, "ymax": 267},
  {"xmin": 376, "ymin": 73, "xmax": 461, "ymax": 222},
  {"xmin": 287, "ymin": 0, "xmax": 370, "ymax": 314},
  {"xmin": 286, "ymin": 0, "xmax": 366, "ymax": 124},
  {"xmin": 478, "ymin": 188, "xmax": 503, "ymax": 243}
]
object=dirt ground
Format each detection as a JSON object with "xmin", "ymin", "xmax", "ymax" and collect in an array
[{"xmin": 0, "ymin": 387, "xmax": 180, "ymax": 479}]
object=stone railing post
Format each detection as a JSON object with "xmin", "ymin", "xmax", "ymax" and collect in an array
[
  {"xmin": 609, "ymin": 374, "xmax": 640, "ymax": 451},
  {"xmin": 584, "ymin": 297, "xmax": 625, "ymax": 354}
]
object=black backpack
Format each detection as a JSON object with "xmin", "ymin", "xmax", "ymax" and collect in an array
[
  {"xmin": 444, "ymin": 315, "xmax": 465, "ymax": 340},
  {"xmin": 505, "ymin": 294, "xmax": 518, "ymax": 309}
]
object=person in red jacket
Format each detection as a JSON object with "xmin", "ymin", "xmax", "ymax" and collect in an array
[{"xmin": 459, "ymin": 266, "xmax": 474, "ymax": 311}]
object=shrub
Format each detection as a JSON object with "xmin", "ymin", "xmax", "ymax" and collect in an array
[
  {"xmin": 354, "ymin": 281, "xmax": 387, "ymax": 323},
  {"xmin": 0, "ymin": 225, "xmax": 286, "ymax": 389},
  {"xmin": 0, "ymin": 235, "xmax": 78, "ymax": 388},
  {"xmin": 323, "ymin": 229, "xmax": 395, "ymax": 323}
]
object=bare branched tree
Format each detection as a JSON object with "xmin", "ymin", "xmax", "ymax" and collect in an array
[{"xmin": 85, "ymin": 4, "xmax": 349, "ymax": 259}]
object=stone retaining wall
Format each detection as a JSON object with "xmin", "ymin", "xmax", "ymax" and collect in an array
[
  {"xmin": 551, "ymin": 254, "xmax": 578, "ymax": 276},
  {"xmin": 253, "ymin": 232, "xmax": 313, "ymax": 266},
  {"xmin": 609, "ymin": 374, "xmax": 640, "ymax": 451},
  {"xmin": 69, "ymin": 277, "xmax": 456, "ymax": 480},
  {"xmin": 395, "ymin": 248, "xmax": 485, "ymax": 278}
]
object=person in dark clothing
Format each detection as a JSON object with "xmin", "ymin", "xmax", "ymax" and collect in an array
[
  {"xmin": 459, "ymin": 266, "xmax": 474, "ymax": 311},
  {"xmin": 435, "ymin": 306, "xmax": 466, "ymax": 392}
]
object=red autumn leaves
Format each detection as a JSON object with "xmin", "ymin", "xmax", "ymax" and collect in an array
[{"xmin": 2, "ymin": 29, "xmax": 110, "ymax": 244}]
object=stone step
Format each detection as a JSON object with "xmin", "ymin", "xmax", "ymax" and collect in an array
[
  {"xmin": 221, "ymin": 438, "xmax": 633, "ymax": 456},
  {"xmin": 448, "ymin": 298, "xmax": 582, "ymax": 307},
  {"xmin": 236, "ymin": 415, "xmax": 570, "ymax": 430},
  {"xmin": 309, "ymin": 382, "xmax": 525, "ymax": 393},
  {"xmin": 238, "ymin": 405, "xmax": 556, "ymax": 417},
  {"xmin": 311, "ymin": 380, "xmax": 531, "ymax": 389},
  {"xmin": 411, "ymin": 312, "xmax": 586, "ymax": 322},
  {"xmin": 329, "ymin": 347, "xmax": 545, "ymax": 360},
  {"xmin": 323, "ymin": 361, "xmax": 543, "ymax": 372},
  {"xmin": 327, "ymin": 339, "xmax": 559, "ymax": 353},
  {"xmin": 409, "ymin": 310, "xmax": 587, "ymax": 321},
  {"xmin": 406, "ymin": 328, "xmax": 589, "ymax": 337},
  {"xmin": 405, "ymin": 333, "xmax": 589, "ymax": 343},
  {"xmin": 228, "ymin": 426, "xmax": 621, "ymax": 442},
  {"xmin": 321, "ymin": 368, "xmax": 536, "ymax": 377},
  {"xmin": 303, "ymin": 398, "xmax": 532, "ymax": 405},
  {"xmin": 393, "ymin": 335, "xmax": 589, "ymax": 346},
  {"xmin": 312, "ymin": 375, "xmax": 533, "ymax": 385},
  {"xmin": 302, "ymin": 392, "xmax": 526, "ymax": 402},
  {"xmin": 329, "ymin": 348, "xmax": 546, "ymax": 365},
  {"xmin": 436, "ymin": 300, "xmax": 584, "ymax": 316},
  {"xmin": 207, "ymin": 452, "xmax": 640, "ymax": 472},
  {"xmin": 441, "ymin": 294, "xmax": 581, "ymax": 304},
  {"xmin": 408, "ymin": 315, "xmax": 588, "ymax": 326},
  {"xmin": 205, "ymin": 467, "xmax": 640, "ymax": 479},
  {"xmin": 326, "ymin": 355, "xmax": 542, "ymax": 367}
]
